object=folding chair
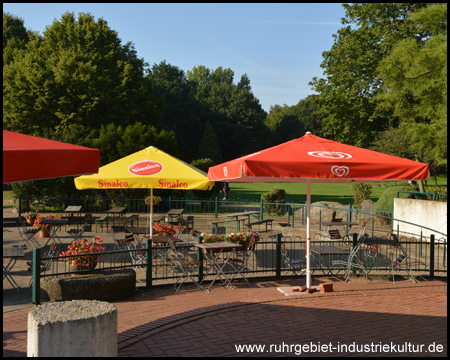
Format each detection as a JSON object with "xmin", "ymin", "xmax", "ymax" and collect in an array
[
  {"xmin": 226, "ymin": 238, "xmax": 257, "ymax": 286},
  {"xmin": 111, "ymin": 226, "xmax": 135, "ymax": 263},
  {"xmin": 169, "ymin": 240, "xmax": 202, "ymax": 293},
  {"xmin": 67, "ymin": 221, "xmax": 89, "ymax": 242},
  {"xmin": 332, "ymin": 236, "xmax": 368, "ymax": 282},
  {"xmin": 129, "ymin": 243, "xmax": 147, "ymax": 276},
  {"xmin": 281, "ymin": 242, "xmax": 305, "ymax": 276},
  {"xmin": 17, "ymin": 217, "xmax": 40, "ymax": 248}
]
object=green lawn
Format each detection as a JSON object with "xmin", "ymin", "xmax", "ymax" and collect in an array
[{"xmin": 228, "ymin": 175, "xmax": 447, "ymax": 205}]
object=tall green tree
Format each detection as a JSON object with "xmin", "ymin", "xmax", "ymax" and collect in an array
[
  {"xmin": 3, "ymin": 12, "xmax": 31, "ymax": 65},
  {"xmin": 376, "ymin": 3, "xmax": 447, "ymax": 168},
  {"xmin": 309, "ymin": 3, "xmax": 430, "ymax": 147},
  {"xmin": 3, "ymin": 12, "xmax": 163, "ymax": 140}
]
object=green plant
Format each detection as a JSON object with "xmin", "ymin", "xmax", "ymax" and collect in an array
[
  {"xmin": 201, "ymin": 231, "xmax": 261, "ymax": 245},
  {"xmin": 261, "ymin": 188, "xmax": 286, "ymax": 215},
  {"xmin": 153, "ymin": 222, "xmax": 176, "ymax": 236},
  {"xmin": 33, "ymin": 215, "xmax": 54, "ymax": 232},
  {"xmin": 145, "ymin": 196, "xmax": 162, "ymax": 205},
  {"xmin": 352, "ymin": 183, "xmax": 373, "ymax": 208},
  {"xmin": 24, "ymin": 210, "xmax": 39, "ymax": 220}
]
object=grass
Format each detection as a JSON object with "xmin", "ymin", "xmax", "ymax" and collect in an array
[{"xmin": 228, "ymin": 175, "xmax": 447, "ymax": 205}]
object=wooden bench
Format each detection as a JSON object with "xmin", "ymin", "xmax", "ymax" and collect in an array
[
  {"xmin": 95, "ymin": 214, "xmax": 108, "ymax": 232},
  {"xmin": 328, "ymin": 229, "xmax": 342, "ymax": 240},
  {"xmin": 245, "ymin": 219, "xmax": 274, "ymax": 232},
  {"xmin": 152, "ymin": 214, "xmax": 165, "ymax": 224},
  {"xmin": 210, "ymin": 217, "xmax": 248, "ymax": 234},
  {"xmin": 124, "ymin": 214, "xmax": 139, "ymax": 227}
]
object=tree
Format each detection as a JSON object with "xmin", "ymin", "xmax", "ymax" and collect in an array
[
  {"xmin": 309, "ymin": 3, "xmax": 430, "ymax": 147},
  {"xmin": 3, "ymin": 12, "xmax": 31, "ymax": 65},
  {"xmin": 376, "ymin": 3, "xmax": 447, "ymax": 168},
  {"xmin": 197, "ymin": 120, "xmax": 223, "ymax": 164},
  {"xmin": 3, "ymin": 12, "xmax": 163, "ymax": 140}
]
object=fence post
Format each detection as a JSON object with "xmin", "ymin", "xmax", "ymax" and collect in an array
[
  {"xmin": 351, "ymin": 233, "xmax": 358, "ymax": 277},
  {"xmin": 121, "ymin": 195, "xmax": 124, "ymax": 207},
  {"xmin": 260, "ymin": 198, "xmax": 263, "ymax": 220},
  {"xmin": 197, "ymin": 236, "xmax": 204, "ymax": 283},
  {"xmin": 146, "ymin": 238, "xmax": 152, "ymax": 288},
  {"xmin": 275, "ymin": 233, "xmax": 282, "ymax": 278},
  {"xmin": 19, "ymin": 194, "xmax": 22, "ymax": 216},
  {"xmin": 429, "ymin": 234, "xmax": 435, "ymax": 278},
  {"xmin": 214, "ymin": 197, "xmax": 218, "ymax": 218},
  {"xmin": 32, "ymin": 247, "xmax": 41, "ymax": 305}
]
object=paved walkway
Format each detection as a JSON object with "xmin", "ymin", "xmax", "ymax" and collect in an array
[{"xmin": 3, "ymin": 276, "xmax": 447, "ymax": 357}]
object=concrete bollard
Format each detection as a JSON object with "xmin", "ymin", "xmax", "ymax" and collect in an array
[{"xmin": 27, "ymin": 300, "xmax": 117, "ymax": 357}]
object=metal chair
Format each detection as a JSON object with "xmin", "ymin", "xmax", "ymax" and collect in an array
[
  {"xmin": 226, "ymin": 238, "xmax": 257, "ymax": 286},
  {"xmin": 17, "ymin": 217, "xmax": 40, "ymax": 248},
  {"xmin": 27, "ymin": 242, "xmax": 58, "ymax": 292},
  {"xmin": 129, "ymin": 243, "xmax": 147, "ymax": 276},
  {"xmin": 280, "ymin": 242, "xmax": 305, "ymax": 276},
  {"xmin": 67, "ymin": 221, "xmax": 89, "ymax": 242},
  {"xmin": 111, "ymin": 226, "xmax": 134, "ymax": 263},
  {"xmin": 169, "ymin": 240, "xmax": 202, "ymax": 293}
]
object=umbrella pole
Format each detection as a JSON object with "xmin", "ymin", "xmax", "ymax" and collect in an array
[
  {"xmin": 149, "ymin": 188, "xmax": 153, "ymax": 239},
  {"xmin": 306, "ymin": 180, "xmax": 311, "ymax": 288}
]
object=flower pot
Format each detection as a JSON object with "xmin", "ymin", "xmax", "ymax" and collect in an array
[
  {"xmin": 39, "ymin": 229, "xmax": 50, "ymax": 238},
  {"xmin": 68, "ymin": 259, "xmax": 98, "ymax": 273},
  {"xmin": 26, "ymin": 218, "xmax": 35, "ymax": 225}
]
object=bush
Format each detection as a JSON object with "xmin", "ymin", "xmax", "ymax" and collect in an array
[
  {"xmin": 375, "ymin": 184, "xmax": 419, "ymax": 213},
  {"xmin": 352, "ymin": 183, "xmax": 372, "ymax": 208},
  {"xmin": 261, "ymin": 188, "xmax": 286, "ymax": 215}
]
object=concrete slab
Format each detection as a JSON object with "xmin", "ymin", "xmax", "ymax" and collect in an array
[{"xmin": 277, "ymin": 285, "xmax": 320, "ymax": 296}]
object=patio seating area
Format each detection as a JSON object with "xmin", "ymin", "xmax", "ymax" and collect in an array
[{"xmin": 3, "ymin": 210, "xmax": 448, "ymax": 357}]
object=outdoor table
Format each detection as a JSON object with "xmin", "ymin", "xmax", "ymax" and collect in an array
[
  {"xmin": 39, "ymin": 218, "xmax": 68, "ymax": 248},
  {"xmin": 225, "ymin": 211, "xmax": 261, "ymax": 233},
  {"xmin": 128, "ymin": 226, "xmax": 157, "ymax": 244},
  {"xmin": 317, "ymin": 221, "xmax": 359, "ymax": 238},
  {"xmin": 64, "ymin": 205, "xmax": 82, "ymax": 230},
  {"xmin": 3, "ymin": 247, "xmax": 25, "ymax": 293},
  {"xmin": 166, "ymin": 208, "xmax": 184, "ymax": 225},
  {"xmin": 195, "ymin": 242, "xmax": 244, "ymax": 291},
  {"xmin": 311, "ymin": 244, "xmax": 349, "ymax": 275},
  {"xmin": 106, "ymin": 206, "xmax": 128, "ymax": 226}
]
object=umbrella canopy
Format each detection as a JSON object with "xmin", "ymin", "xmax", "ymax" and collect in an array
[
  {"xmin": 75, "ymin": 146, "xmax": 214, "ymax": 237},
  {"xmin": 3, "ymin": 130, "xmax": 100, "ymax": 184},
  {"xmin": 207, "ymin": 132, "xmax": 430, "ymax": 288}
]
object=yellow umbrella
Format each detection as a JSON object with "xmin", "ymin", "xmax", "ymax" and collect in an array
[{"xmin": 75, "ymin": 146, "xmax": 214, "ymax": 237}]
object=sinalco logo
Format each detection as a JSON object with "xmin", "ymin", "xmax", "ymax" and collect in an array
[
  {"xmin": 128, "ymin": 161, "xmax": 163, "ymax": 176},
  {"xmin": 307, "ymin": 151, "xmax": 352, "ymax": 159},
  {"xmin": 223, "ymin": 166, "xmax": 228, "ymax": 177}
]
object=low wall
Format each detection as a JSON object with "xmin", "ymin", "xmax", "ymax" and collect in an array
[{"xmin": 393, "ymin": 198, "xmax": 447, "ymax": 240}]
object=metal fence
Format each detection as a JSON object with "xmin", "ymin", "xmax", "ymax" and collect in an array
[{"xmin": 32, "ymin": 233, "xmax": 447, "ymax": 305}]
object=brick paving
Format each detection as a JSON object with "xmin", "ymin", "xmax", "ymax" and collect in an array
[{"xmin": 3, "ymin": 276, "xmax": 447, "ymax": 357}]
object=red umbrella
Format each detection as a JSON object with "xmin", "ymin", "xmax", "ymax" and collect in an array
[
  {"xmin": 207, "ymin": 132, "xmax": 430, "ymax": 288},
  {"xmin": 3, "ymin": 130, "xmax": 100, "ymax": 183}
]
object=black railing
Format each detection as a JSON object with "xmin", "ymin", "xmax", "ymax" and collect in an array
[{"xmin": 32, "ymin": 233, "xmax": 447, "ymax": 305}]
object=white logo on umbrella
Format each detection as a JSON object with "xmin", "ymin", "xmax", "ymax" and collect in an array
[
  {"xmin": 331, "ymin": 166, "xmax": 349, "ymax": 177},
  {"xmin": 308, "ymin": 151, "xmax": 352, "ymax": 159},
  {"xmin": 223, "ymin": 167, "xmax": 228, "ymax": 177}
]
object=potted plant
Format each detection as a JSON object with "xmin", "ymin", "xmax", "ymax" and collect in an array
[
  {"xmin": 59, "ymin": 236, "xmax": 105, "ymax": 272},
  {"xmin": 152, "ymin": 222, "xmax": 176, "ymax": 236},
  {"xmin": 145, "ymin": 196, "xmax": 162, "ymax": 206},
  {"xmin": 24, "ymin": 210, "xmax": 39, "ymax": 225},
  {"xmin": 33, "ymin": 215, "xmax": 54, "ymax": 237},
  {"xmin": 201, "ymin": 231, "xmax": 261, "ymax": 250}
]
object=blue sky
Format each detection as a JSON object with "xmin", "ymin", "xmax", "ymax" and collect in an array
[{"xmin": 4, "ymin": 3, "xmax": 348, "ymax": 112}]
